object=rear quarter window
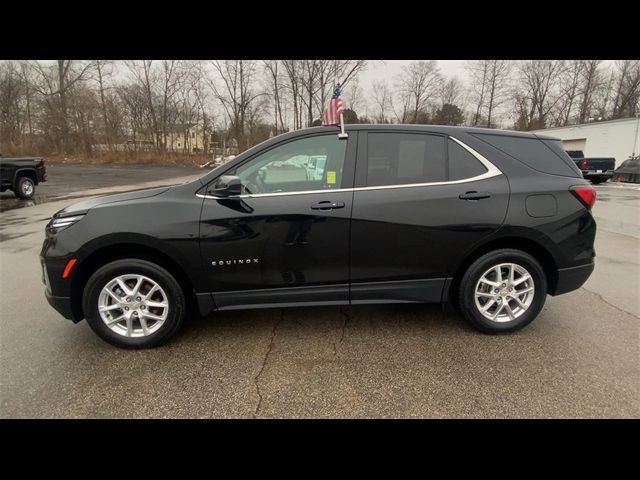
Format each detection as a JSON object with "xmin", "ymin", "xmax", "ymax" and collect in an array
[{"xmin": 472, "ymin": 133, "xmax": 581, "ymax": 177}]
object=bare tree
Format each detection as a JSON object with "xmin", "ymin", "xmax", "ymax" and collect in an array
[
  {"xmin": 593, "ymin": 68, "xmax": 616, "ymax": 120},
  {"xmin": 263, "ymin": 60, "xmax": 286, "ymax": 134},
  {"xmin": 0, "ymin": 61, "xmax": 25, "ymax": 152},
  {"xmin": 18, "ymin": 61, "xmax": 35, "ymax": 144},
  {"xmin": 611, "ymin": 60, "xmax": 640, "ymax": 119},
  {"xmin": 551, "ymin": 60, "xmax": 582, "ymax": 126},
  {"xmin": 578, "ymin": 60, "xmax": 605, "ymax": 123},
  {"xmin": 465, "ymin": 60, "xmax": 511, "ymax": 128},
  {"xmin": 117, "ymin": 82, "xmax": 148, "ymax": 151},
  {"xmin": 0, "ymin": 58, "xmax": 361, "ymax": 156},
  {"xmin": 282, "ymin": 60, "xmax": 304, "ymax": 130},
  {"xmin": 394, "ymin": 60, "xmax": 442, "ymax": 123},
  {"xmin": 158, "ymin": 60, "xmax": 187, "ymax": 150},
  {"xmin": 343, "ymin": 78, "xmax": 365, "ymax": 114},
  {"xmin": 94, "ymin": 60, "xmax": 118, "ymax": 149},
  {"xmin": 280, "ymin": 60, "xmax": 367, "ymax": 128},
  {"xmin": 190, "ymin": 61, "xmax": 215, "ymax": 153},
  {"xmin": 466, "ymin": 60, "xmax": 489, "ymax": 126},
  {"xmin": 314, "ymin": 60, "xmax": 367, "ymax": 121},
  {"xmin": 439, "ymin": 76, "xmax": 465, "ymax": 107},
  {"xmin": 513, "ymin": 60, "xmax": 564, "ymax": 130},
  {"xmin": 371, "ymin": 79, "xmax": 392, "ymax": 124},
  {"xmin": 209, "ymin": 60, "xmax": 266, "ymax": 151},
  {"xmin": 125, "ymin": 60, "xmax": 160, "ymax": 151},
  {"xmin": 28, "ymin": 60, "xmax": 94, "ymax": 152}
]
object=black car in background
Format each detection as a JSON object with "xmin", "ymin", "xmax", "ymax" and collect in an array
[
  {"xmin": 612, "ymin": 157, "xmax": 640, "ymax": 183},
  {"xmin": 566, "ymin": 150, "xmax": 615, "ymax": 184},
  {"xmin": 0, "ymin": 155, "xmax": 47, "ymax": 198},
  {"xmin": 41, "ymin": 125, "xmax": 597, "ymax": 348}
]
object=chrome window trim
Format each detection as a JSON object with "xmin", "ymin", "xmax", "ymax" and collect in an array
[{"xmin": 197, "ymin": 135, "xmax": 502, "ymax": 200}]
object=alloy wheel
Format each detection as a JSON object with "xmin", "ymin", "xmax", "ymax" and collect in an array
[
  {"xmin": 97, "ymin": 274, "xmax": 169, "ymax": 337},
  {"xmin": 474, "ymin": 263, "xmax": 535, "ymax": 322}
]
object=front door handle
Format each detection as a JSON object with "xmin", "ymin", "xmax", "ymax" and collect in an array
[
  {"xmin": 459, "ymin": 191, "xmax": 491, "ymax": 201},
  {"xmin": 310, "ymin": 201, "xmax": 346, "ymax": 210}
]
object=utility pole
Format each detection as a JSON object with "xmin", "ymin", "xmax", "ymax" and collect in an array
[{"xmin": 632, "ymin": 113, "xmax": 640, "ymax": 159}]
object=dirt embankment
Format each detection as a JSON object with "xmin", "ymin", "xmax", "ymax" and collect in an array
[{"xmin": 42, "ymin": 151, "xmax": 210, "ymax": 167}]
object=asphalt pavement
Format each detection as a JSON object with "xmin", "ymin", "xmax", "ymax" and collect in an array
[
  {"xmin": 0, "ymin": 166, "xmax": 638, "ymax": 418},
  {"xmin": 0, "ymin": 163, "xmax": 203, "ymax": 213}
]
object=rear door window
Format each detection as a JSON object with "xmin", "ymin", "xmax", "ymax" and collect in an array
[
  {"xmin": 366, "ymin": 133, "xmax": 446, "ymax": 186},
  {"xmin": 366, "ymin": 132, "xmax": 491, "ymax": 186},
  {"xmin": 448, "ymin": 139, "xmax": 487, "ymax": 180}
]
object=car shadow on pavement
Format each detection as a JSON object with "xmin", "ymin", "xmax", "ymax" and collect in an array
[{"xmin": 173, "ymin": 302, "xmax": 472, "ymax": 347}]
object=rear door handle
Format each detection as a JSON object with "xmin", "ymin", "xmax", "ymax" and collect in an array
[
  {"xmin": 459, "ymin": 191, "xmax": 491, "ymax": 201},
  {"xmin": 310, "ymin": 201, "xmax": 345, "ymax": 210}
]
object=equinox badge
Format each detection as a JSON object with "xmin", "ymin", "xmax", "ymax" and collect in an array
[{"xmin": 212, "ymin": 258, "xmax": 259, "ymax": 266}]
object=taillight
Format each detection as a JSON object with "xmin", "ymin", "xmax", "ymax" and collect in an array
[
  {"xmin": 38, "ymin": 158, "xmax": 46, "ymax": 167},
  {"xmin": 570, "ymin": 185, "xmax": 596, "ymax": 209},
  {"xmin": 579, "ymin": 159, "xmax": 587, "ymax": 170}
]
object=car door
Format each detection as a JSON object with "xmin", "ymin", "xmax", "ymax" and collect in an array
[
  {"xmin": 199, "ymin": 131, "xmax": 356, "ymax": 309},
  {"xmin": 349, "ymin": 130, "xmax": 509, "ymax": 303}
]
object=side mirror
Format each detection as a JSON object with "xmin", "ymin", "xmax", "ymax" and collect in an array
[{"xmin": 210, "ymin": 175, "xmax": 242, "ymax": 197}]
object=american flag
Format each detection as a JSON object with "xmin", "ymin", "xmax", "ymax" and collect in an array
[{"xmin": 322, "ymin": 83, "xmax": 344, "ymax": 126}]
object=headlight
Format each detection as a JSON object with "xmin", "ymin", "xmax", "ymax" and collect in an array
[{"xmin": 47, "ymin": 214, "xmax": 85, "ymax": 233}]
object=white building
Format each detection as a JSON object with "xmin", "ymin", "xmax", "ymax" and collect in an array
[{"xmin": 532, "ymin": 116, "xmax": 640, "ymax": 168}]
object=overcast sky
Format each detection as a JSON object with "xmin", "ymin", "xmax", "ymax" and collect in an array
[
  {"xmin": 359, "ymin": 60, "xmax": 468, "ymax": 86},
  {"xmin": 358, "ymin": 60, "xmax": 616, "ymax": 88}
]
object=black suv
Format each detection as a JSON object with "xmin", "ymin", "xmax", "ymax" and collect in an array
[{"xmin": 41, "ymin": 125, "xmax": 597, "ymax": 348}]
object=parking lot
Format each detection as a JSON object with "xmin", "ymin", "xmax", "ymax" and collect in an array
[{"xmin": 0, "ymin": 165, "xmax": 638, "ymax": 418}]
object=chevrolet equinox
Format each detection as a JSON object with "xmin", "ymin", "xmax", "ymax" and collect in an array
[{"xmin": 41, "ymin": 125, "xmax": 596, "ymax": 348}]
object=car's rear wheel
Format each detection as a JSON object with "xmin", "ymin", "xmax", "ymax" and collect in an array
[
  {"xmin": 458, "ymin": 249, "xmax": 547, "ymax": 333},
  {"xmin": 15, "ymin": 176, "xmax": 35, "ymax": 199},
  {"xmin": 83, "ymin": 259, "xmax": 186, "ymax": 348}
]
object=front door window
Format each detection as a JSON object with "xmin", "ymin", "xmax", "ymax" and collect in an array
[{"xmin": 233, "ymin": 135, "xmax": 347, "ymax": 195}]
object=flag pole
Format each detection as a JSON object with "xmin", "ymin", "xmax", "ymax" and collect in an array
[
  {"xmin": 338, "ymin": 112, "xmax": 348, "ymax": 139},
  {"xmin": 337, "ymin": 81, "xmax": 348, "ymax": 138}
]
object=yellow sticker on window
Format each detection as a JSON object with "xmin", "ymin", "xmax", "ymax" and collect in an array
[{"xmin": 327, "ymin": 171, "xmax": 336, "ymax": 184}]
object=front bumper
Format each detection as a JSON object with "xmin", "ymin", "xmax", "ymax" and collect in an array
[
  {"xmin": 41, "ymin": 255, "xmax": 78, "ymax": 322},
  {"xmin": 551, "ymin": 262, "xmax": 595, "ymax": 296},
  {"xmin": 45, "ymin": 289, "xmax": 75, "ymax": 320}
]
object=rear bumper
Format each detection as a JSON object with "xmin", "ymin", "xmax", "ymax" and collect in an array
[
  {"xmin": 45, "ymin": 289, "xmax": 75, "ymax": 321},
  {"xmin": 551, "ymin": 262, "xmax": 595, "ymax": 296},
  {"xmin": 37, "ymin": 166, "xmax": 47, "ymax": 183},
  {"xmin": 582, "ymin": 170, "xmax": 613, "ymax": 178}
]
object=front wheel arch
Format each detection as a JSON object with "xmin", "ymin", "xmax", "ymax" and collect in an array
[{"xmin": 70, "ymin": 243, "xmax": 198, "ymax": 322}]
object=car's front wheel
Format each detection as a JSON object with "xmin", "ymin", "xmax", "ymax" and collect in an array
[
  {"xmin": 83, "ymin": 259, "xmax": 186, "ymax": 348},
  {"xmin": 458, "ymin": 249, "xmax": 547, "ymax": 333}
]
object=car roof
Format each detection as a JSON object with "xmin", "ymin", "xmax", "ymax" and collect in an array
[{"xmin": 286, "ymin": 124, "xmax": 557, "ymax": 140}]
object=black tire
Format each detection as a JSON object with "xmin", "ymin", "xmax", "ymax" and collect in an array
[
  {"xmin": 457, "ymin": 249, "xmax": 547, "ymax": 334},
  {"xmin": 83, "ymin": 259, "xmax": 186, "ymax": 349},
  {"xmin": 15, "ymin": 176, "xmax": 35, "ymax": 199}
]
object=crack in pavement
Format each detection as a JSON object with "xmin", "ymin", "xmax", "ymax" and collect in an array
[
  {"xmin": 333, "ymin": 306, "xmax": 350, "ymax": 356},
  {"xmin": 580, "ymin": 287, "xmax": 640, "ymax": 319},
  {"xmin": 253, "ymin": 309, "xmax": 283, "ymax": 418}
]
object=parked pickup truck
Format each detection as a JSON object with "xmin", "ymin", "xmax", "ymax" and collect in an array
[
  {"xmin": 0, "ymin": 155, "xmax": 47, "ymax": 199},
  {"xmin": 566, "ymin": 150, "xmax": 615, "ymax": 184}
]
